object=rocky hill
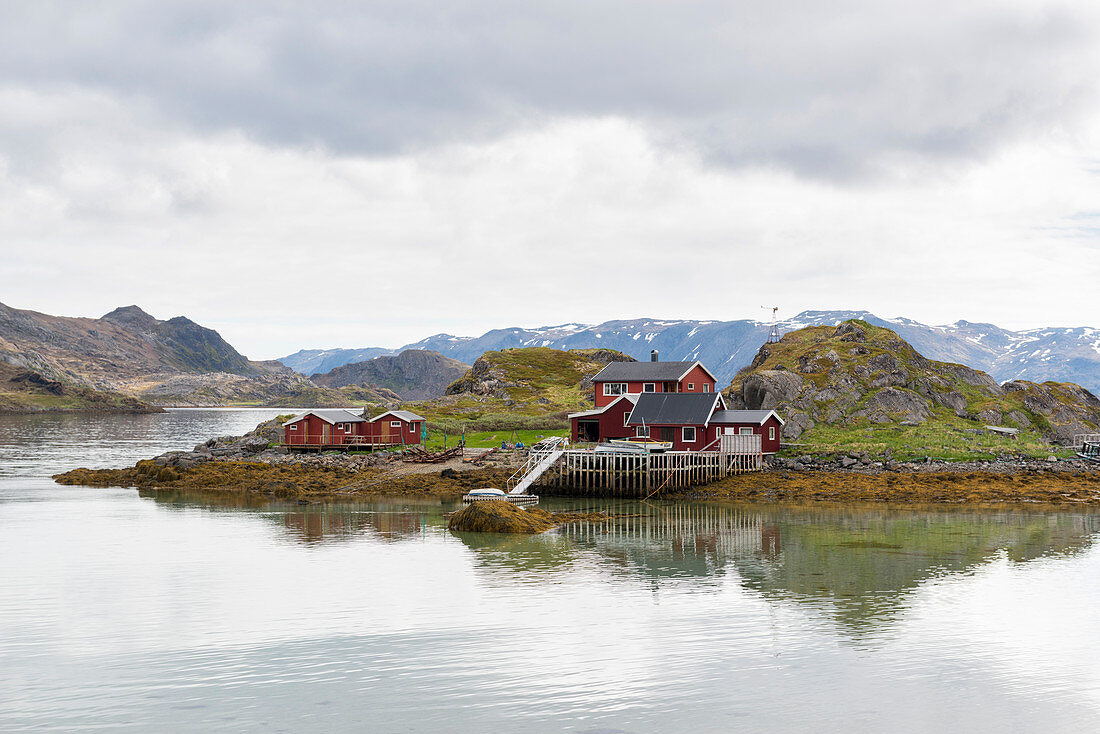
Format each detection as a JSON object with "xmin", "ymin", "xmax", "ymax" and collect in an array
[
  {"xmin": 0, "ymin": 301, "xmax": 395, "ymax": 408},
  {"xmin": 726, "ymin": 320, "xmax": 1100, "ymax": 445},
  {"xmin": 311, "ymin": 350, "xmax": 468, "ymax": 400},
  {"xmin": 277, "ymin": 310, "xmax": 1100, "ymax": 394},
  {"xmin": 0, "ymin": 363, "xmax": 162, "ymax": 414},
  {"xmin": 0, "ymin": 302, "xmax": 261, "ymax": 389},
  {"xmin": 391, "ymin": 347, "xmax": 634, "ymax": 427}
]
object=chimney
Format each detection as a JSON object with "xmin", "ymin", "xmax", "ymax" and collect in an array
[{"xmin": 651, "ymin": 350, "xmax": 659, "ymax": 362}]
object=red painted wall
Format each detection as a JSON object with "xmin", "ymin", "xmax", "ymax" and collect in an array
[
  {"xmin": 571, "ymin": 399, "xmax": 636, "ymax": 442},
  {"xmin": 284, "ymin": 415, "xmax": 349, "ymax": 445},
  {"xmin": 284, "ymin": 415, "xmax": 422, "ymax": 446},
  {"xmin": 593, "ymin": 365, "xmax": 717, "ymax": 407},
  {"xmin": 365, "ymin": 417, "xmax": 423, "ymax": 445},
  {"xmin": 678, "ymin": 365, "xmax": 716, "ymax": 395}
]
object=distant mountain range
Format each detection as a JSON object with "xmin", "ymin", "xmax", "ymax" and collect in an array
[
  {"xmin": 277, "ymin": 310, "xmax": 1100, "ymax": 395},
  {"xmin": 0, "ymin": 302, "xmax": 395, "ymax": 408},
  {"xmin": 311, "ymin": 350, "xmax": 469, "ymax": 400}
]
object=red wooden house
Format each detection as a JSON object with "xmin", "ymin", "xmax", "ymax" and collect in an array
[
  {"xmin": 283, "ymin": 408, "xmax": 425, "ymax": 450},
  {"xmin": 592, "ymin": 351, "xmax": 719, "ymax": 409},
  {"xmin": 571, "ymin": 352, "xmax": 785, "ymax": 454}
]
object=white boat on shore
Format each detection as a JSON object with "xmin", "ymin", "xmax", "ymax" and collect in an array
[{"xmin": 600, "ymin": 439, "xmax": 673, "ymax": 453}]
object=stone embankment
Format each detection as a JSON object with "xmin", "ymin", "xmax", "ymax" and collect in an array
[
  {"xmin": 772, "ymin": 451, "xmax": 1096, "ymax": 475},
  {"xmin": 697, "ymin": 453, "xmax": 1100, "ymax": 505}
]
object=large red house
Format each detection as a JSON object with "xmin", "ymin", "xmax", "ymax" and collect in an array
[
  {"xmin": 283, "ymin": 408, "xmax": 425, "ymax": 449},
  {"xmin": 591, "ymin": 351, "xmax": 719, "ymax": 409},
  {"xmin": 570, "ymin": 353, "xmax": 784, "ymax": 453}
]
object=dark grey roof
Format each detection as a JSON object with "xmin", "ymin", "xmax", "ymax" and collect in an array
[
  {"xmin": 592, "ymin": 361, "xmax": 699, "ymax": 382},
  {"xmin": 709, "ymin": 410, "xmax": 785, "ymax": 426},
  {"xmin": 371, "ymin": 410, "xmax": 425, "ymax": 422},
  {"xmin": 286, "ymin": 409, "xmax": 366, "ymax": 425},
  {"xmin": 626, "ymin": 393, "xmax": 721, "ymax": 426}
]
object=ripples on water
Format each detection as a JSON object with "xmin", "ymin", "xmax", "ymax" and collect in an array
[{"xmin": 1, "ymin": 410, "xmax": 1099, "ymax": 732}]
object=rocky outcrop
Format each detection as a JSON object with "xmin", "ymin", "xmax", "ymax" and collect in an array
[
  {"xmin": 311, "ymin": 349, "xmax": 468, "ymax": 400},
  {"xmin": 727, "ymin": 320, "xmax": 1100, "ymax": 442},
  {"xmin": 445, "ymin": 347, "xmax": 635, "ymax": 405}
]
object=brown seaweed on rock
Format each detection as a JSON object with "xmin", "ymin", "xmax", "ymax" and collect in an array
[{"xmin": 447, "ymin": 501, "xmax": 556, "ymax": 534}]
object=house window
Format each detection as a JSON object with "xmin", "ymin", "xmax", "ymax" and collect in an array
[
  {"xmin": 391, "ymin": 420, "xmax": 402, "ymax": 427},
  {"xmin": 289, "ymin": 425, "xmax": 297, "ymax": 431},
  {"xmin": 603, "ymin": 382, "xmax": 627, "ymax": 396},
  {"xmin": 643, "ymin": 383, "xmax": 655, "ymax": 393},
  {"xmin": 702, "ymin": 384, "xmax": 710, "ymax": 393},
  {"xmin": 624, "ymin": 413, "xmax": 631, "ymax": 427},
  {"xmin": 769, "ymin": 426, "xmax": 776, "ymax": 440},
  {"xmin": 683, "ymin": 426, "xmax": 696, "ymax": 442},
  {"xmin": 686, "ymin": 383, "xmax": 695, "ymax": 391},
  {"xmin": 739, "ymin": 427, "xmax": 754, "ymax": 435},
  {"xmin": 636, "ymin": 426, "xmax": 650, "ymax": 438}
]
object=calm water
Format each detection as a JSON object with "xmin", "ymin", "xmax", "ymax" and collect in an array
[{"xmin": 1, "ymin": 410, "xmax": 1099, "ymax": 732}]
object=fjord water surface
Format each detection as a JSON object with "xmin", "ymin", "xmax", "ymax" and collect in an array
[{"xmin": 1, "ymin": 410, "xmax": 1099, "ymax": 732}]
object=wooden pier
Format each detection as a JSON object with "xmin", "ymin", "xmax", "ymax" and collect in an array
[{"xmin": 512, "ymin": 434, "xmax": 763, "ymax": 498}]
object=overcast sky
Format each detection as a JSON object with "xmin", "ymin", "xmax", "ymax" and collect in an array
[{"xmin": 2, "ymin": 0, "xmax": 1099, "ymax": 359}]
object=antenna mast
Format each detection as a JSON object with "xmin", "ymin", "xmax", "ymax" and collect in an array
[{"xmin": 761, "ymin": 306, "xmax": 780, "ymax": 343}]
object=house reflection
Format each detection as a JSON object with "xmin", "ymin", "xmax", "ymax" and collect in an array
[{"xmin": 144, "ymin": 489, "xmax": 453, "ymax": 545}]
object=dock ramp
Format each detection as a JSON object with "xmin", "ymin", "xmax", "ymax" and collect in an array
[{"xmin": 507, "ymin": 437, "xmax": 566, "ymax": 495}]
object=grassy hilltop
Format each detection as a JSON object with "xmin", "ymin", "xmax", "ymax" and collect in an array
[
  {"xmin": 396, "ymin": 347, "xmax": 633, "ymax": 438},
  {"xmin": 726, "ymin": 320, "xmax": 1100, "ymax": 460}
]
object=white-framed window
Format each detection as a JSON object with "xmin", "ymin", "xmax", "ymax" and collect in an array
[
  {"xmin": 686, "ymin": 383, "xmax": 695, "ymax": 391},
  {"xmin": 391, "ymin": 420, "xmax": 402, "ymax": 427},
  {"xmin": 769, "ymin": 426, "xmax": 776, "ymax": 440},
  {"xmin": 636, "ymin": 426, "xmax": 650, "ymax": 438},
  {"xmin": 643, "ymin": 383, "xmax": 655, "ymax": 393},
  {"xmin": 603, "ymin": 382, "xmax": 628, "ymax": 396},
  {"xmin": 683, "ymin": 426, "xmax": 696, "ymax": 442},
  {"xmin": 289, "ymin": 424, "xmax": 297, "ymax": 431},
  {"xmin": 624, "ymin": 413, "xmax": 631, "ymax": 427},
  {"xmin": 702, "ymin": 384, "xmax": 710, "ymax": 393},
  {"xmin": 739, "ymin": 427, "xmax": 754, "ymax": 435}
]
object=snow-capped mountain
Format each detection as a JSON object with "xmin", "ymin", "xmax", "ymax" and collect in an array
[{"xmin": 277, "ymin": 311, "xmax": 1100, "ymax": 394}]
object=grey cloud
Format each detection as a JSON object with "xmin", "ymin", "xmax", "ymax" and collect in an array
[{"xmin": 1, "ymin": 1, "xmax": 1096, "ymax": 178}]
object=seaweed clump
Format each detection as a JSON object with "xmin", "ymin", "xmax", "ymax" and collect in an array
[{"xmin": 448, "ymin": 500, "xmax": 556, "ymax": 534}]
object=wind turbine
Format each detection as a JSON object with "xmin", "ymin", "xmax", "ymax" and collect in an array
[{"xmin": 761, "ymin": 306, "xmax": 780, "ymax": 343}]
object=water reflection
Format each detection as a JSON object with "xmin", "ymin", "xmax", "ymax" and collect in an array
[
  {"xmin": 150, "ymin": 488, "xmax": 1100, "ymax": 637},
  {"xmin": 144, "ymin": 490, "xmax": 451, "ymax": 544},
  {"xmin": 454, "ymin": 500, "xmax": 1100, "ymax": 633}
]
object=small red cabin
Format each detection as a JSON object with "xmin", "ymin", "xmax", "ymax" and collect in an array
[
  {"xmin": 283, "ymin": 409, "xmax": 367, "ymax": 447},
  {"xmin": 708, "ymin": 410, "xmax": 785, "ymax": 455},
  {"xmin": 283, "ymin": 408, "xmax": 425, "ymax": 449}
]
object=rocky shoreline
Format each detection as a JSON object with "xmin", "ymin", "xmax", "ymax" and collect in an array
[{"xmin": 51, "ymin": 416, "xmax": 1100, "ymax": 505}]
